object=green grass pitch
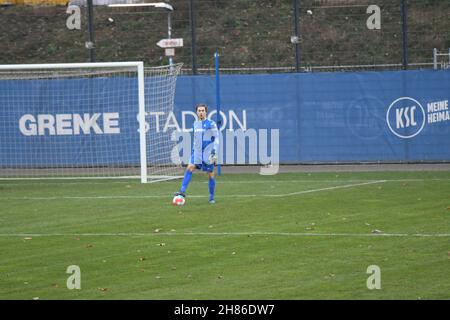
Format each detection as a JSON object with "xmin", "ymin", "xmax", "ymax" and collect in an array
[{"xmin": 0, "ymin": 171, "xmax": 449, "ymax": 299}]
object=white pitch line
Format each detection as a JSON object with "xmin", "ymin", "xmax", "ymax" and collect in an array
[
  {"xmin": 214, "ymin": 178, "xmax": 450, "ymax": 184},
  {"xmin": 0, "ymin": 232, "xmax": 448, "ymax": 238},
  {"xmin": 0, "ymin": 180, "xmax": 386, "ymax": 200},
  {"xmin": 263, "ymin": 180, "xmax": 386, "ymax": 197},
  {"xmin": 1, "ymin": 178, "xmax": 448, "ymax": 187}
]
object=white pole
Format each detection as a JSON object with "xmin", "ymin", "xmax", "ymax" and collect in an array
[
  {"xmin": 168, "ymin": 11, "xmax": 173, "ymax": 66},
  {"xmin": 137, "ymin": 62, "xmax": 148, "ymax": 183},
  {"xmin": 433, "ymin": 48, "xmax": 437, "ymax": 70},
  {"xmin": 107, "ymin": 2, "xmax": 175, "ymax": 66}
]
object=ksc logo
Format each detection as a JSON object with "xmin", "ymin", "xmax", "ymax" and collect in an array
[{"xmin": 386, "ymin": 97, "xmax": 425, "ymax": 139}]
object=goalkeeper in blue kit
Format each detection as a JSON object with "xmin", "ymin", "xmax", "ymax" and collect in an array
[{"xmin": 174, "ymin": 103, "xmax": 219, "ymax": 204}]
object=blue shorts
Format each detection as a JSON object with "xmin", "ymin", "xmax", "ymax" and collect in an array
[{"xmin": 189, "ymin": 154, "xmax": 215, "ymax": 172}]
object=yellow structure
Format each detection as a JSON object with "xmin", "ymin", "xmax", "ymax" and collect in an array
[{"xmin": 0, "ymin": 0, "xmax": 68, "ymax": 5}]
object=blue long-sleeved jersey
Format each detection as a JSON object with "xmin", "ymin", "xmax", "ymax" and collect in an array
[{"xmin": 191, "ymin": 119, "xmax": 219, "ymax": 165}]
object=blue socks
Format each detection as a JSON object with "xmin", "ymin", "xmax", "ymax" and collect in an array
[
  {"xmin": 180, "ymin": 170, "xmax": 215, "ymax": 201},
  {"xmin": 208, "ymin": 177, "xmax": 215, "ymax": 200},
  {"xmin": 180, "ymin": 170, "xmax": 193, "ymax": 193}
]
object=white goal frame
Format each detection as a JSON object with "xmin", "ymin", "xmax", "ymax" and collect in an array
[{"xmin": 0, "ymin": 61, "xmax": 177, "ymax": 183}]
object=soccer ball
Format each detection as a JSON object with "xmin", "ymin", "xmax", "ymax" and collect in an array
[{"xmin": 172, "ymin": 195, "xmax": 185, "ymax": 206}]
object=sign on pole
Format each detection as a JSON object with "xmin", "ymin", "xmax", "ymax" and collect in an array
[
  {"xmin": 165, "ymin": 48, "xmax": 175, "ymax": 57},
  {"xmin": 157, "ymin": 38, "xmax": 184, "ymax": 48}
]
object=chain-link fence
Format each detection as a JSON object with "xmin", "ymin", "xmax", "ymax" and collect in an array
[{"xmin": 0, "ymin": 0, "xmax": 449, "ymax": 73}]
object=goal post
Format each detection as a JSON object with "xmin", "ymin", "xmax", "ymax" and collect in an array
[{"xmin": 0, "ymin": 61, "xmax": 183, "ymax": 183}]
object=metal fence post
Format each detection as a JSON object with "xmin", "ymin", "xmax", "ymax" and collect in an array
[
  {"xmin": 87, "ymin": 0, "xmax": 96, "ymax": 62},
  {"xmin": 293, "ymin": 0, "xmax": 300, "ymax": 72},
  {"xmin": 401, "ymin": 0, "xmax": 408, "ymax": 70},
  {"xmin": 189, "ymin": 0, "xmax": 198, "ymax": 75}
]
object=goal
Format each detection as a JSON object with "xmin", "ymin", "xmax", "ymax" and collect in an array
[
  {"xmin": 433, "ymin": 48, "xmax": 450, "ymax": 70},
  {"xmin": 0, "ymin": 62, "xmax": 183, "ymax": 183}
]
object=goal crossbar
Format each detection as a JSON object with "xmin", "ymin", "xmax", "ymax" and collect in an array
[{"xmin": 0, "ymin": 62, "xmax": 145, "ymax": 70}]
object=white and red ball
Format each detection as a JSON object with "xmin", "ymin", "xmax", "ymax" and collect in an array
[{"xmin": 172, "ymin": 195, "xmax": 185, "ymax": 206}]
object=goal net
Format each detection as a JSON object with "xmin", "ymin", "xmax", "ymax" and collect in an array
[{"xmin": 0, "ymin": 62, "xmax": 183, "ymax": 183}]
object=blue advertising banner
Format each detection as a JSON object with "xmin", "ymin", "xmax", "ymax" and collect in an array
[
  {"xmin": 1, "ymin": 69, "xmax": 449, "ymax": 166},
  {"xmin": 174, "ymin": 69, "xmax": 450, "ymax": 163},
  {"xmin": 0, "ymin": 77, "xmax": 140, "ymax": 166}
]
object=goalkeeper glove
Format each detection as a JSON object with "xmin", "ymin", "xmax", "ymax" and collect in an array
[{"xmin": 208, "ymin": 149, "xmax": 218, "ymax": 165}]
